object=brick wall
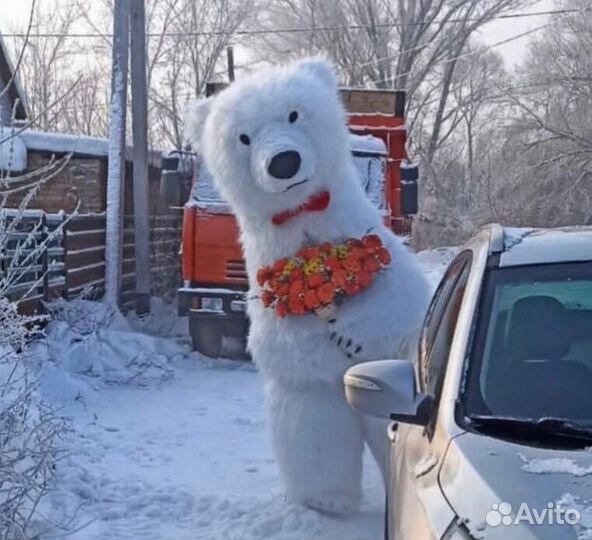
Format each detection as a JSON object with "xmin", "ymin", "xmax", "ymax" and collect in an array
[{"xmin": 5, "ymin": 152, "xmax": 106, "ymax": 213}]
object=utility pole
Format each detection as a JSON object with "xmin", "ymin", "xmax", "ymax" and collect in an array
[
  {"xmin": 130, "ymin": 0, "xmax": 151, "ymax": 314},
  {"xmin": 227, "ymin": 46, "xmax": 235, "ymax": 82},
  {"xmin": 104, "ymin": 0, "xmax": 130, "ymax": 307}
]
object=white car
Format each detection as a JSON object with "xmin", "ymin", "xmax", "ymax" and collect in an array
[{"xmin": 345, "ymin": 225, "xmax": 592, "ymax": 540}]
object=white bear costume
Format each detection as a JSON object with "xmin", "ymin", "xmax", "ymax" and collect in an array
[{"xmin": 186, "ymin": 58, "xmax": 430, "ymax": 514}]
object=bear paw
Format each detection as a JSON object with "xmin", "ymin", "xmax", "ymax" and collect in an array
[
  {"xmin": 302, "ymin": 494, "xmax": 358, "ymax": 516},
  {"xmin": 329, "ymin": 328, "xmax": 364, "ymax": 360}
]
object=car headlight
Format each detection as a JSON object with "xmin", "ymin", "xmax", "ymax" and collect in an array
[
  {"xmin": 201, "ymin": 297, "xmax": 223, "ymax": 312},
  {"xmin": 442, "ymin": 520, "xmax": 476, "ymax": 540}
]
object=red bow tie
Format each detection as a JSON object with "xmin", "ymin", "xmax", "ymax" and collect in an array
[{"xmin": 271, "ymin": 191, "xmax": 331, "ymax": 226}]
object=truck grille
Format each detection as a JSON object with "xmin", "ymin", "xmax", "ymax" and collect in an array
[{"xmin": 226, "ymin": 259, "xmax": 248, "ymax": 282}]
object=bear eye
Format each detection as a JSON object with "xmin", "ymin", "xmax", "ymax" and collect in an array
[
  {"xmin": 289, "ymin": 110, "xmax": 299, "ymax": 123},
  {"xmin": 239, "ymin": 134, "xmax": 251, "ymax": 146}
]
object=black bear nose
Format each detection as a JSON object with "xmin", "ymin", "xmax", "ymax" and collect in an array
[{"xmin": 268, "ymin": 150, "xmax": 301, "ymax": 179}]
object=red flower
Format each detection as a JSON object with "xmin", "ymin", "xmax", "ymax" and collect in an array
[
  {"xmin": 350, "ymin": 247, "xmax": 367, "ymax": 261},
  {"xmin": 346, "ymin": 238, "xmax": 364, "ymax": 248},
  {"xmin": 377, "ymin": 247, "xmax": 392, "ymax": 265},
  {"xmin": 276, "ymin": 301, "xmax": 287, "ymax": 318},
  {"xmin": 307, "ymin": 273, "xmax": 324, "ymax": 288},
  {"xmin": 290, "ymin": 280, "xmax": 305, "ymax": 295},
  {"xmin": 331, "ymin": 268, "xmax": 348, "ymax": 288},
  {"xmin": 257, "ymin": 266, "xmax": 272, "ymax": 286},
  {"xmin": 358, "ymin": 271, "xmax": 373, "ymax": 288},
  {"xmin": 318, "ymin": 283, "xmax": 336, "ymax": 304},
  {"xmin": 261, "ymin": 290, "xmax": 274, "ymax": 307},
  {"xmin": 272, "ymin": 258, "xmax": 289, "ymax": 274},
  {"xmin": 299, "ymin": 246, "xmax": 322, "ymax": 260},
  {"xmin": 288, "ymin": 295, "xmax": 306, "ymax": 315},
  {"xmin": 363, "ymin": 234, "xmax": 383, "ymax": 250},
  {"xmin": 363, "ymin": 256, "xmax": 381, "ymax": 273},
  {"xmin": 325, "ymin": 257, "xmax": 341, "ymax": 271},
  {"xmin": 289, "ymin": 268, "xmax": 304, "ymax": 282},
  {"xmin": 276, "ymin": 283, "xmax": 290, "ymax": 297},
  {"xmin": 343, "ymin": 255, "xmax": 362, "ymax": 273},
  {"xmin": 344, "ymin": 282, "xmax": 361, "ymax": 295},
  {"xmin": 303, "ymin": 289, "xmax": 321, "ymax": 310}
]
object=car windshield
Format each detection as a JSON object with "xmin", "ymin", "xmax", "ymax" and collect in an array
[{"xmin": 463, "ymin": 261, "xmax": 592, "ymax": 428}]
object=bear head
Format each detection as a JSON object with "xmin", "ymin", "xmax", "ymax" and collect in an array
[{"xmin": 185, "ymin": 57, "xmax": 353, "ymax": 225}]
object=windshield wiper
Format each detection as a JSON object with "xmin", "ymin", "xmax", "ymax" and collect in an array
[{"xmin": 467, "ymin": 415, "xmax": 592, "ymax": 444}]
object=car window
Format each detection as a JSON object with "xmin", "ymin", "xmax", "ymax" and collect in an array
[
  {"xmin": 465, "ymin": 261, "xmax": 592, "ymax": 425},
  {"xmin": 419, "ymin": 251, "xmax": 472, "ymax": 398}
]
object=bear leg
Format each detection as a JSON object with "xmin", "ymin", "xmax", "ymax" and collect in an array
[
  {"xmin": 266, "ymin": 380, "xmax": 364, "ymax": 514},
  {"xmin": 362, "ymin": 414, "xmax": 389, "ymax": 486}
]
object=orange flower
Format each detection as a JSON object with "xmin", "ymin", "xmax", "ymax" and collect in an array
[
  {"xmin": 307, "ymin": 273, "xmax": 324, "ymax": 288},
  {"xmin": 272, "ymin": 258, "xmax": 289, "ymax": 274},
  {"xmin": 377, "ymin": 247, "xmax": 392, "ymax": 265},
  {"xmin": 346, "ymin": 238, "xmax": 364, "ymax": 249},
  {"xmin": 363, "ymin": 256, "xmax": 381, "ymax": 273},
  {"xmin": 288, "ymin": 295, "xmax": 306, "ymax": 315},
  {"xmin": 276, "ymin": 283, "xmax": 290, "ymax": 297},
  {"xmin": 303, "ymin": 289, "xmax": 321, "ymax": 310},
  {"xmin": 343, "ymin": 255, "xmax": 362, "ymax": 273},
  {"xmin": 358, "ymin": 270, "xmax": 373, "ymax": 288},
  {"xmin": 318, "ymin": 282, "xmax": 336, "ymax": 304},
  {"xmin": 331, "ymin": 268, "xmax": 348, "ymax": 288},
  {"xmin": 344, "ymin": 282, "xmax": 361, "ymax": 295},
  {"xmin": 350, "ymin": 247, "xmax": 367, "ymax": 260},
  {"xmin": 261, "ymin": 290, "xmax": 274, "ymax": 307},
  {"xmin": 290, "ymin": 280, "xmax": 305, "ymax": 295},
  {"xmin": 325, "ymin": 257, "xmax": 341, "ymax": 271},
  {"xmin": 363, "ymin": 234, "xmax": 383, "ymax": 250},
  {"xmin": 299, "ymin": 246, "xmax": 322, "ymax": 260},
  {"xmin": 257, "ymin": 266, "xmax": 272, "ymax": 286},
  {"xmin": 289, "ymin": 268, "xmax": 304, "ymax": 282},
  {"xmin": 276, "ymin": 301, "xmax": 287, "ymax": 318}
]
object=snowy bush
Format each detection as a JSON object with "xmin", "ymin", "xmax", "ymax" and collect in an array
[{"xmin": 0, "ymin": 298, "xmax": 68, "ymax": 540}]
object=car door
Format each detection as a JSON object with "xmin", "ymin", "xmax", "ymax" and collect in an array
[{"xmin": 389, "ymin": 252, "xmax": 472, "ymax": 540}]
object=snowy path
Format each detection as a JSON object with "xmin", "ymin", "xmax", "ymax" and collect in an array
[
  {"xmin": 47, "ymin": 354, "xmax": 383, "ymax": 540},
  {"xmin": 41, "ymin": 248, "xmax": 455, "ymax": 540}
]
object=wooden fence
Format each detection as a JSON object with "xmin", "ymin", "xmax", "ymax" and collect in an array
[{"xmin": 2, "ymin": 210, "xmax": 183, "ymax": 312}]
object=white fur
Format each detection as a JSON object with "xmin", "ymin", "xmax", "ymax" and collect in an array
[{"xmin": 186, "ymin": 57, "xmax": 430, "ymax": 513}]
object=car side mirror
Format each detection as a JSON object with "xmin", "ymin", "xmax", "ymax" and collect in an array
[{"xmin": 344, "ymin": 360, "xmax": 432, "ymax": 425}]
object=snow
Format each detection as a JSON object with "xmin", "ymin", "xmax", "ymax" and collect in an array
[
  {"xmin": 28, "ymin": 249, "xmax": 449, "ymax": 540},
  {"xmin": 415, "ymin": 246, "xmax": 459, "ymax": 290},
  {"xmin": 0, "ymin": 129, "xmax": 27, "ymax": 172},
  {"xmin": 520, "ymin": 455, "xmax": 592, "ymax": 477},
  {"xmin": 557, "ymin": 493, "xmax": 592, "ymax": 540}
]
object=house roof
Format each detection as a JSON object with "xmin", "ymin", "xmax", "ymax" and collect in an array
[
  {"xmin": 0, "ymin": 33, "xmax": 28, "ymax": 121},
  {"xmin": 0, "ymin": 127, "xmax": 163, "ymax": 170}
]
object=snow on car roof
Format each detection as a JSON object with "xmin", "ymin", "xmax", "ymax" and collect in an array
[{"xmin": 500, "ymin": 226, "xmax": 592, "ymax": 267}]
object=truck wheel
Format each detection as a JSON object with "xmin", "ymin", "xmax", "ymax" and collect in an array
[{"xmin": 190, "ymin": 317, "xmax": 223, "ymax": 358}]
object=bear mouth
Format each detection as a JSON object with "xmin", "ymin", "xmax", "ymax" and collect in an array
[{"xmin": 283, "ymin": 179, "xmax": 310, "ymax": 192}]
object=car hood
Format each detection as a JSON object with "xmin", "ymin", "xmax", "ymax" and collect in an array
[{"xmin": 440, "ymin": 431, "xmax": 592, "ymax": 540}]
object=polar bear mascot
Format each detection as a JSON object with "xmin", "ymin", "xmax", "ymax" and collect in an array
[{"xmin": 185, "ymin": 57, "xmax": 430, "ymax": 514}]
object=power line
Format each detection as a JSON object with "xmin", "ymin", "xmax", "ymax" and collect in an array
[{"xmin": 0, "ymin": 7, "xmax": 582, "ymax": 40}]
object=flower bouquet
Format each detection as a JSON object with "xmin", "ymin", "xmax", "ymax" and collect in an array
[{"xmin": 257, "ymin": 234, "xmax": 392, "ymax": 319}]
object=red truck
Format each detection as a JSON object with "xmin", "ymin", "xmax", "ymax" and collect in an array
[{"xmin": 164, "ymin": 89, "xmax": 418, "ymax": 358}]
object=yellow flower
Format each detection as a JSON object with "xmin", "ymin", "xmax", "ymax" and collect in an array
[{"xmin": 303, "ymin": 259, "xmax": 322, "ymax": 275}]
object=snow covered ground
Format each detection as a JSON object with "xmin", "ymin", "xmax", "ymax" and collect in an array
[{"xmin": 32, "ymin": 248, "xmax": 455, "ymax": 540}]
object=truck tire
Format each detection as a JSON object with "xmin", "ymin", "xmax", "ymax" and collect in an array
[{"xmin": 190, "ymin": 318, "xmax": 223, "ymax": 358}]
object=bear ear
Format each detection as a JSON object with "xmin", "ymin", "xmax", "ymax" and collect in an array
[
  {"xmin": 184, "ymin": 98, "xmax": 212, "ymax": 150},
  {"xmin": 296, "ymin": 56, "xmax": 337, "ymax": 90}
]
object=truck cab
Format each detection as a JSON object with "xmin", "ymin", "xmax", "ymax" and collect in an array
[{"xmin": 171, "ymin": 89, "xmax": 418, "ymax": 358}]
